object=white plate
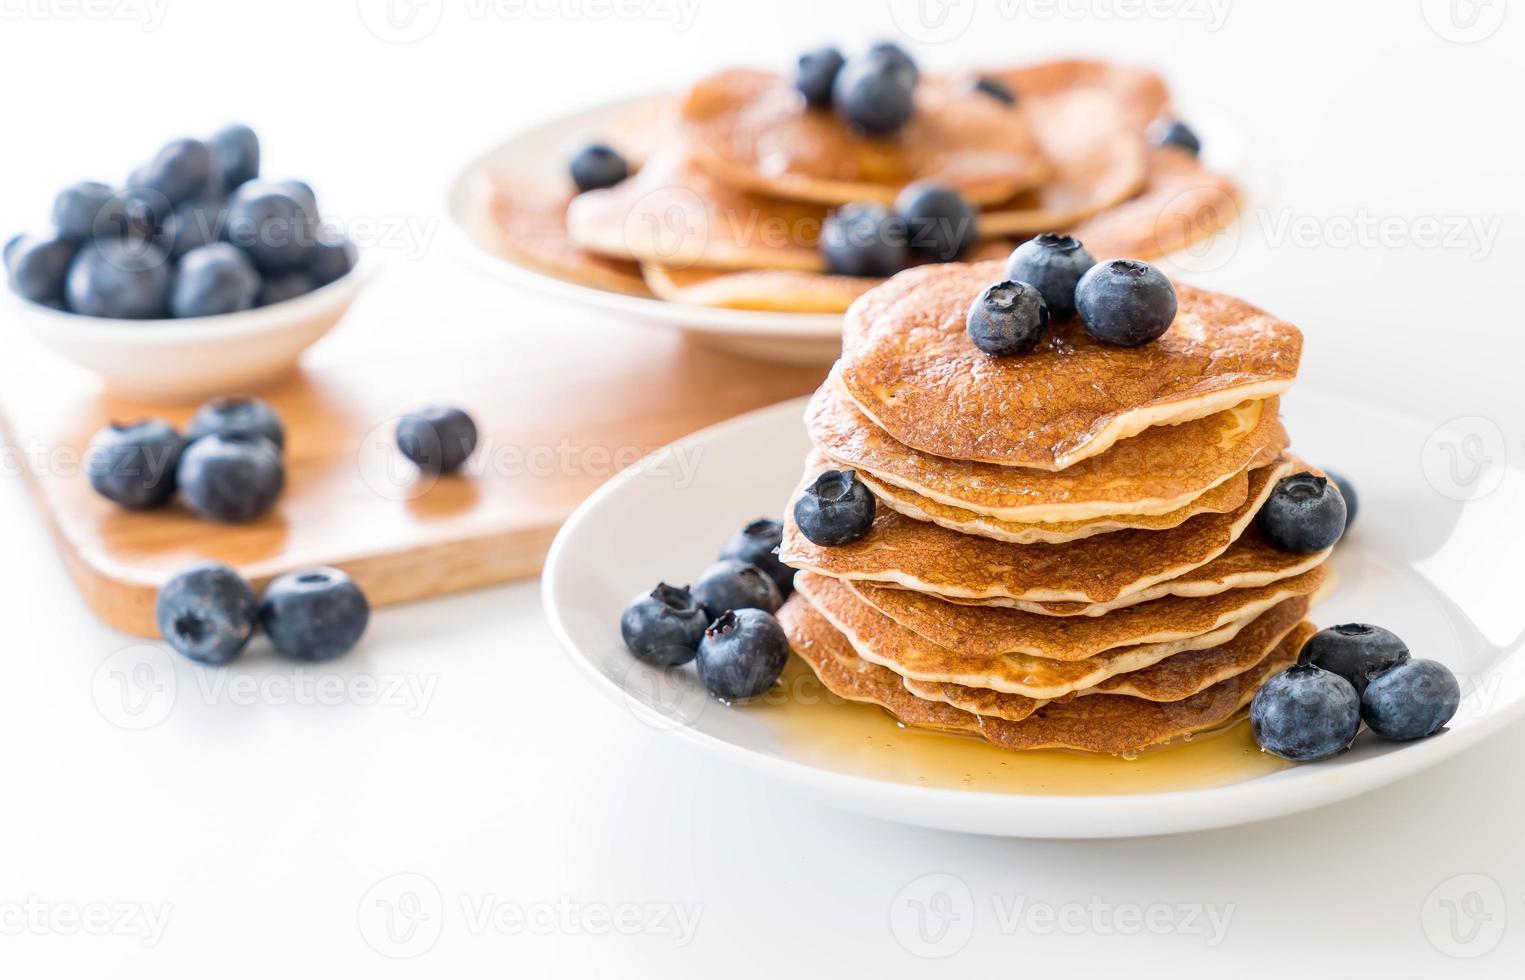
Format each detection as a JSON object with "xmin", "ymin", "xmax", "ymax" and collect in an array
[
  {"xmin": 445, "ymin": 94, "xmax": 1259, "ymax": 366},
  {"xmin": 542, "ymin": 384, "xmax": 1525, "ymax": 838}
]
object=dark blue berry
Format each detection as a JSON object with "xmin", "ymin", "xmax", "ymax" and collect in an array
[
  {"xmin": 1153, "ymin": 119, "xmax": 1201, "ymax": 155},
  {"xmin": 696, "ymin": 609, "xmax": 790, "ymax": 701},
  {"xmin": 188, "ymin": 395, "xmax": 286, "ymax": 451},
  {"xmin": 307, "ymin": 233, "xmax": 356, "ymax": 287},
  {"xmin": 259, "ymin": 566, "xmax": 370, "ymax": 662},
  {"xmin": 1004, "ymin": 233, "xmax": 1096, "ymax": 320},
  {"xmin": 569, "ymin": 144, "xmax": 628, "ymax": 193},
  {"xmin": 256, "ymin": 270, "xmax": 317, "ymax": 306},
  {"xmin": 866, "ymin": 41, "xmax": 919, "ymax": 85},
  {"xmin": 821, "ymin": 203, "xmax": 908, "ymax": 277},
  {"xmin": 1258, "ymin": 472, "xmax": 1347, "ymax": 554},
  {"xmin": 395, "ymin": 405, "xmax": 478, "ymax": 474},
  {"xmin": 65, "ymin": 237, "xmax": 172, "ymax": 319},
  {"xmin": 172, "ymin": 243, "xmax": 260, "ymax": 317},
  {"xmin": 6, "ymin": 234, "xmax": 77, "ymax": 306},
  {"xmin": 1326, "ymin": 469, "xmax": 1358, "ymax": 532},
  {"xmin": 275, "ymin": 180, "xmax": 317, "ymax": 216},
  {"xmin": 135, "ymin": 138, "xmax": 218, "ymax": 206},
  {"xmin": 51, "ymin": 182, "xmax": 127, "ymax": 241},
  {"xmin": 795, "ymin": 46, "xmax": 845, "ymax": 108},
  {"xmin": 1250, "ymin": 664, "xmax": 1361, "ymax": 762},
  {"xmin": 1362, "ymin": 659, "xmax": 1460, "ymax": 741},
  {"xmin": 620, "ymin": 583, "xmax": 707, "ymax": 667},
  {"xmin": 966, "ymin": 279, "xmax": 1049, "ymax": 356},
  {"xmin": 85, "ymin": 419, "xmax": 186, "ymax": 510},
  {"xmin": 972, "ymin": 76, "xmax": 1016, "ymax": 106},
  {"xmin": 159, "ymin": 198, "xmax": 227, "ymax": 261},
  {"xmin": 156, "ymin": 561, "xmax": 258, "ymax": 665},
  {"xmin": 177, "ymin": 434, "xmax": 284, "ymax": 522},
  {"xmin": 119, "ymin": 186, "xmax": 173, "ymax": 242},
  {"xmin": 719, "ymin": 518, "xmax": 793, "ymax": 597},
  {"xmin": 1300, "ymin": 624, "xmax": 1409, "ymax": 697},
  {"xmin": 833, "ymin": 57, "xmax": 915, "ymax": 136},
  {"xmin": 223, "ymin": 181, "xmax": 317, "ymax": 273},
  {"xmin": 1075, "ymin": 258, "xmax": 1177, "ymax": 347},
  {"xmin": 691, "ymin": 559, "xmax": 782, "ymax": 621},
  {"xmin": 895, "ymin": 182, "xmax": 976, "ymax": 261},
  {"xmin": 794, "ymin": 469, "xmax": 875, "ymax": 546},
  {"xmin": 210, "ymin": 124, "xmax": 260, "ymax": 190}
]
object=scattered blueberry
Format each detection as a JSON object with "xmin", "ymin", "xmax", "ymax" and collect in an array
[
  {"xmin": 171, "ymin": 243, "xmax": 260, "ymax": 317},
  {"xmin": 156, "ymin": 561, "xmax": 259, "ymax": 665},
  {"xmin": 1326, "ymin": 469, "xmax": 1358, "ymax": 532},
  {"xmin": 51, "ymin": 182, "xmax": 126, "ymax": 241},
  {"xmin": 695, "ymin": 609, "xmax": 790, "ymax": 701},
  {"xmin": 569, "ymin": 144, "xmax": 628, "ymax": 193},
  {"xmin": 256, "ymin": 270, "xmax": 317, "ymax": 306},
  {"xmin": 833, "ymin": 56, "xmax": 915, "ymax": 136},
  {"xmin": 1004, "ymin": 233, "xmax": 1096, "ymax": 320},
  {"xmin": 972, "ymin": 76, "xmax": 1017, "ymax": 106},
  {"xmin": 210, "ymin": 124, "xmax": 260, "ymax": 190},
  {"xmin": 223, "ymin": 181, "xmax": 317, "ymax": 272},
  {"xmin": 865, "ymin": 41, "xmax": 919, "ymax": 85},
  {"xmin": 1362, "ymin": 659, "xmax": 1461, "ymax": 741},
  {"xmin": 188, "ymin": 395, "xmax": 286, "ymax": 451},
  {"xmin": 1300, "ymin": 624, "xmax": 1409, "ymax": 697},
  {"xmin": 1257, "ymin": 472, "xmax": 1347, "ymax": 554},
  {"xmin": 821, "ymin": 203, "xmax": 908, "ymax": 277},
  {"xmin": 1250, "ymin": 663, "xmax": 1362, "ymax": 762},
  {"xmin": 259, "ymin": 566, "xmax": 370, "ymax": 662},
  {"xmin": 177, "ymin": 434, "xmax": 284, "ymax": 522},
  {"xmin": 895, "ymin": 182, "xmax": 976, "ymax": 261},
  {"xmin": 794, "ymin": 469, "xmax": 875, "ymax": 546},
  {"xmin": 395, "ymin": 405, "xmax": 478, "ymax": 474},
  {"xmin": 620, "ymin": 583, "xmax": 708, "ymax": 667},
  {"xmin": 159, "ymin": 198, "xmax": 226, "ymax": 260},
  {"xmin": 719, "ymin": 518, "xmax": 794, "ymax": 597},
  {"xmin": 307, "ymin": 232, "xmax": 356, "ymax": 287},
  {"xmin": 85, "ymin": 419, "xmax": 186, "ymax": 510},
  {"xmin": 1153, "ymin": 119, "xmax": 1201, "ymax": 155},
  {"xmin": 966, "ymin": 279, "xmax": 1049, "ymax": 356},
  {"xmin": 135, "ymin": 138, "xmax": 217, "ymax": 206},
  {"xmin": 795, "ymin": 46, "xmax": 845, "ymax": 108},
  {"xmin": 1075, "ymin": 258, "xmax": 1177, "ymax": 347},
  {"xmin": 5, "ymin": 234, "xmax": 76, "ymax": 305},
  {"xmin": 691, "ymin": 559, "xmax": 782, "ymax": 620},
  {"xmin": 65, "ymin": 238, "xmax": 172, "ymax": 319}
]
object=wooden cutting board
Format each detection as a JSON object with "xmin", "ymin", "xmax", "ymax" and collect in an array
[{"xmin": 0, "ymin": 274, "xmax": 828, "ymax": 637}]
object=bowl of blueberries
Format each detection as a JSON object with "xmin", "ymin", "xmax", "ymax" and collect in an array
[{"xmin": 4, "ymin": 125, "xmax": 369, "ymax": 402}]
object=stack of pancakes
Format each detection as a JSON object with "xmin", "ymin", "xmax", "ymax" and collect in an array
[
  {"xmin": 777, "ymin": 261, "xmax": 1331, "ymax": 755},
  {"xmin": 478, "ymin": 59, "xmax": 1241, "ymax": 312}
]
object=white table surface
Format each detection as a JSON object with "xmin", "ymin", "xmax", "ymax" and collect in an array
[{"xmin": 3, "ymin": 1, "xmax": 1524, "ymax": 975}]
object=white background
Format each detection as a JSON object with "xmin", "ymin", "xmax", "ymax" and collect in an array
[{"xmin": 2, "ymin": 0, "xmax": 1524, "ymax": 976}]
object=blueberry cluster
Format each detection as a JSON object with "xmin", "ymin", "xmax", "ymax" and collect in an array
[
  {"xmin": 1252, "ymin": 622, "xmax": 1461, "ymax": 762},
  {"xmin": 821, "ymin": 182, "xmax": 977, "ymax": 278},
  {"xmin": 795, "ymin": 42, "xmax": 919, "ymax": 136},
  {"xmin": 620, "ymin": 518, "xmax": 796, "ymax": 701},
  {"xmin": 156, "ymin": 560, "xmax": 369, "ymax": 665},
  {"xmin": 4, "ymin": 125, "xmax": 355, "ymax": 320}
]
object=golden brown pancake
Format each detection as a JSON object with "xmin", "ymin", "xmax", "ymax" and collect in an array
[
  {"xmin": 808, "ymin": 378, "xmax": 1287, "ymax": 524},
  {"xmin": 1070, "ymin": 147, "xmax": 1243, "ymax": 261},
  {"xmin": 679, "ymin": 69, "xmax": 1050, "ymax": 206},
  {"xmin": 838, "ymin": 261, "xmax": 1302, "ymax": 470},
  {"xmin": 780, "ymin": 456, "xmax": 1294, "ymax": 604},
  {"xmin": 989, "ymin": 60, "xmax": 1171, "ymax": 137}
]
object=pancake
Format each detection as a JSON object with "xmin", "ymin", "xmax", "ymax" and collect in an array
[
  {"xmin": 680, "ymin": 69, "xmax": 1050, "ymax": 206},
  {"xmin": 838, "ymin": 261, "xmax": 1302, "ymax": 470},
  {"xmin": 1070, "ymin": 147, "xmax": 1243, "ymax": 261},
  {"xmin": 780, "ymin": 455, "xmax": 1294, "ymax": 604},
  {"xmin": 476, "ymin": 172, "xmax": 651, "ymax": 296},
  {"xmin": 807, "ymin": 378, "xmax": 1287, "ymax": 523},
  {"xmin": 987, "ymin": 60, "xmax": 1171, "ymax": 137},
  {"xmin": 566, "ymin": 148, "xmax": 828, "ymax": 272}
]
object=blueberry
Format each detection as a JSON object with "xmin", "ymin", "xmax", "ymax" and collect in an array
[
  {"xmin": 65, "ymin": 238, "xmax": 172, "ymax": 319},
  {"xmin": 794, "ymin": 469, "xmax": 875, "ymax": 546},
  {"xmin": 569, "ymin": 144, "xmax": 628, "ymax": 193},
  {"xmin": 1153, "ymin": 119, "xmax": 1201, "ymax": 156},
  {"xmin": 833, "ymin": 56, "xmax": 915, "ymax": 136},
  {"xmin": 159, "ymin": 198, "xmax": 227, "ymax": 261},
  {"xmin": 620, "ymin": 583, "xmax": 707, "ymax": 667},
  {"xmin": 821, "ymin": 203, "xmax": 908, "ymax": 277},
  {"xmin": 1300, "ymin": 624, "xmax": 1409, "ymax": 697},
  {"xmin": 156, "ymin": 561, "xmax": 258, "ymax": 665},
  {"xmin": 1362, "ymin": 659, "xmax": 1461, "ymax": 741},
  {"xmin": 171, "ymin": 243, "xmax": 260, "ymax": 318},
  {"xmin": 1257, "ymin": 472, "xmax": 1347, "ymax": 554},
  {"xmin": 307, "ymin": 232, "xmax": 356, "ymax": 287},
  {"xmin": 1326, "ymin": 469, "xmax": 1358, "ymax": 532},
  {"xmin": 1004, "ymin": 233, "xmax": 1096, "ymax": 320},
  {"xmin": 135, "ymin": 138, "xmax": 218, "ymax": 206},
  {"xmin": 1075, "ymin": 258, "xmax": 1177, "ymax": 347},
  {"xmin": 1250, "ymin": 664, "xmax": 1362, "ymax": 762},
  {"xmin": 895, "ymin": 182, "xmax": 976, "ymax": 261},
  {"xmin": 119, "ymin": 186, "xmax": 173, "ymax": 242},
  {"xmin": 3, "ymin": 233, "xmax": 22, "ymax": 265},
  {"xmin": 865, "ymin": 41, "xmax": 919, "ymax": 85},
  {"xmin": 177, "ymin": 434, "xmax": 284, "ymax": 522},
  {"xmin": 276, "ymin": 180, "xmax": 318, "ymax": 216},
  {"xmin": 51, "ymin": 182, "xmax": 127, "ymax": 241},
  {"xmin": 6, "ymin": 234, "xmax": 77, "ymax": 305},
  {"xmin": 966, "ymin": 279, "xmax": 1049, "ymax": 357},
  {"xmin": 971, "ymin": 76, "xmax": 1016, "ymax": 106},
  {"xmin": 395, "ymin": 405, "xmax": 478, "ymax": 474},
  {"xmin": 256, "ymin": 270, "xmax": 317, "ymax": 306},
  {"xmin": 85, "ymin": 419, "xmax": 186, "ymax": 510},
  {"xmin": 695, "ymin": 609, "xmax": 790, "ymax": 701},
  {"xmin": 259, "ymin": 566, "xmax": 370, "ymax": 662},
  {"xmin": 188, "ymin": 395, "xmax": 286, "ymax": 450},
  {"xmin": 691, "ymin": 559, "xmax": 783, "ymax": 620},
  {"xmin": 210, "ymin": 124, "xmax": 260, "ymax": 190},
  {"xmin": 794, "ymin": 46, "xmax": 845, "ymax": 108},
  {"xmin": 223, "ymin": 181, "xmax": 317, "ymax": 272},
  {"xmin": 719, "ymin": 518, "xmax": 794, "ymax": 597}
]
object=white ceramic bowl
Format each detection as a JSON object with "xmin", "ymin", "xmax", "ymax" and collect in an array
[{"xmin": 12, "ymin": 250, "xmax": 375, "ymax": 402}]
